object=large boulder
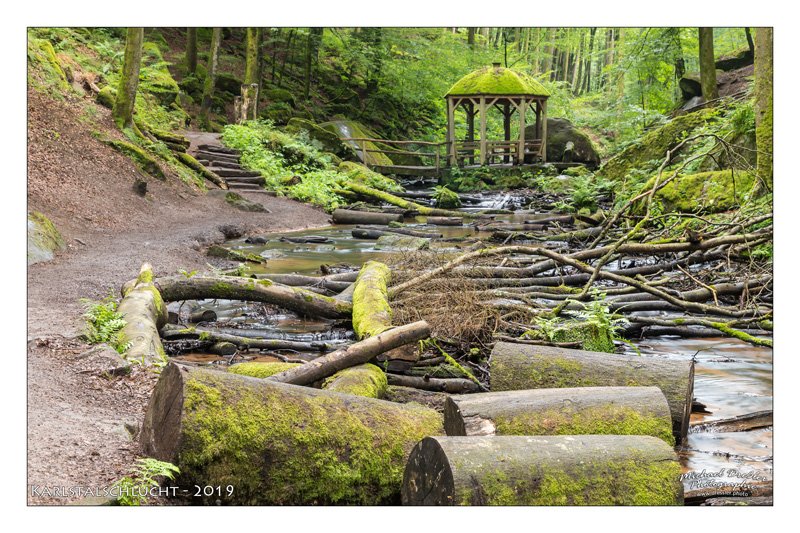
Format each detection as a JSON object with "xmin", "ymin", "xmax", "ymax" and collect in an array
[
  {"xmin": 715, "ymin": 48, "xmax": 754, "ymax": 71},
  {"xmin": 320, "ymin": 120, "xmax": 394, "ymax": 167},
  {"xmin": 528, "ymin": 118, "xmax": 601, "ymax": 167},
  {"xmin": 285, "ymin": 118, "xmax": 358, "ymax": 161},
  {"xmin": 28, "ymin": 211, "xmax": 65, "ymax": 265},
  {"xmin": 679, "ymin": 70, "xmax": 725, "ymax": 101}
]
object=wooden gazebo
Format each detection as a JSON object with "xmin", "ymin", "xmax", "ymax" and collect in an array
[{"xmin": 445, "ymin": 63, "xmax": 550, "ymax": 167}]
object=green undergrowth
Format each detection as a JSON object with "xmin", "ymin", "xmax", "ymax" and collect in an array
[
  {"xmin": 221, "ymin": 120, "xmax": 402, "ymax": 211},
  {"xmin": 79, "ymin": 294, "xmax": 130, "ymax": 354}
]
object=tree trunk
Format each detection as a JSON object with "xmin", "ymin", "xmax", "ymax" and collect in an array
[
  {"xmin": 542, "ymin": 28, "xmax": 555, "ymax": 78},
  {"xmin": 118, "ymin": 263, "xmax": 167, "ymax": 365},
  {"xmin": 467, "ymin": 27, "xmax": 475, "ymax": 48},
  {"xmin": 754, "ymin": 27, "xmax": 773, "ymax": 194},
  {"xmin": 744, "ymin": 27, "xmax": 755, "ymax": 57},
  {"xmin": 186, "ymin": 28, "xmax": 197, "ymax": 75},
  {"xmin": 386, "ymin": 374, "xmax": 480, "ymax": 393},
  {"xmin": 113, "ymin": 28, "xmax": 144, "ymax": 130},
  {"xmin": 140, "ymin": 362, "xmax": 443, "ymax": 504},
  {"xmin": 444, "ymin": 386, "xmax": 674, "ymax": 444},
  {"xmin": 198, "ymin": 27, "xmax": 222, "ymax": 130},
  {"xmin": 332, "ymin": 208, "xmax": 403, "ymax": 225},
  {"xmin": 321, "ymin": 363, "xmax": 388, "ymax": 398},
  {"xmin": 154, "ymin": 274, "xmax": 352, "ymax": 319},
  {"xmin": 352, "ymin": 261, "xmax": 392, "ymax": 339},
  {"xmin": 489, "ymin": 341, "xmax": 694, "ymax": 444},
  {"xmin": 698, "ymin": 27, "xmax": 718, "ymax": 100},
  {"xmin": 174, "ymin": 152, "xmax": 228, "ymax": 189},
  {"xmin": 268, "ymin": 320, "xmax": 431, "ymax": 386},
  {"xmin": 239, "ymin": 27, "xmax": 261, "ymax": 121},
  {"xmin": 585, "ymin": 28, "xmax": 596, "ymax": 92},
  {"xmin": 401, "ymin": 435, "xmax": 683, "ymax": 505},
  {"xmin": 303, "ymin": 28, "xmax": 323, "ymax": 101}
]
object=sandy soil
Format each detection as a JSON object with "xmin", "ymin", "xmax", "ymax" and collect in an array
[{"xmin": 26, "ymin": 89, "xmax": 330, "ymax": 504}]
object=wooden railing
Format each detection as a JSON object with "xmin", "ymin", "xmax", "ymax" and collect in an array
[{"xmin": 340, "ymin": 137, "xmax": 446, "ymax": 173}]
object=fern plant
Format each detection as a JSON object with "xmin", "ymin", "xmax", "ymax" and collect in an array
[
  {"xmin": 79, "ymin": 294, "xmax": 130, "ymax": 354},
  {"xmin": 112, "ymin": 458, "xmax": 180, "ymax": 506},
  {"xmin": 572, "ymin": 290, "xmax": 630, "ymax": 339}
]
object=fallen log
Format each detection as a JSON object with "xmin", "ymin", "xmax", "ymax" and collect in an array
[
  {"xmin": 322, "ymin": 363, "xmax": 388, "ymax": 398},
  {"xmin": 443, "ymin": 386, "xmax": 674, "ymax": 444},
  {"xmin": 175, "ymin": 152, "xmax": 228, "ymax": 189},
  {"xmin": 356, "ymin": 225, "xmax": 443, "ymax": 239},
  {"xmin": 160, "ymin": 324, "xmax": 336, "ymax": 352},
  {"xmin": 490, "ymin": 342, "xmax": 694, "ymax": 444},
  {"xmin": 401, "ymin": 435, "xmax": 683, "ymax": 505},
  {"xmin": 118, "ymin": 263, "xmax": 167, "ymax": 364},
  {"xmin": 345, "ymin": 181, "xmax": 478, "ymax": 219},
  {"xmin": 255, "ymin": 273, "xmax": 351, "ymax": 293},
  {"xmin": 154, "ymin": 275, "xmax": 352, "ymax": 319},
  {"xmin": 268, "ymin": 320, "xmax": 431, "ymax": 386},
  {"xmin": 384, "ymin": 385, "xmax": 449, "ymax": 412},
  {"xmin": 140, "ymin": 362, "xmax": 444, "ymax": 504},
  {"xmin": 386, "ymin": 373, "xmax": 480, "ymax": 393},
  {"xmin": 690, "ymin": 410, "xmax": 773, "ymax": 433},
  {"xmin": 425, "ymin": 216, "xmax": 463, "ymax": 226},
  {"xmin": 331, "ymin": 208, "xmax": 403, "ymax": 225},
  {"xmin": 352, "ymin": 261, "xmax": 392, "ymax": 340},
  {"xmin": 702, "ymin": 496, "xmax": 773, "ymax": 506},
  {"xmin": 188, "ymin": 309, "xmax": 217, "ymax": 323},
  {"xmin": 684, "ymin": 480, "xmax": 772, "ymax": 505}
]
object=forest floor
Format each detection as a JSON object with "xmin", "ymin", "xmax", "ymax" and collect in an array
[{"xmin": 26, "ymin": 90, "xmax": 330, "ymax": 504}]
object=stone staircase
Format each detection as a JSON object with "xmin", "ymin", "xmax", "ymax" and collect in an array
[{"xmin": 191, "ymin": 143, "xmax": 273, "ymax": 195}]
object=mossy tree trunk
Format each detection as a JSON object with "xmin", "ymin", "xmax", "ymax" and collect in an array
[
  {"xmin": 402, "ymin": 435, "xmax": 683, "ymax": 506},
  {"xmin": 698, "ymin": 27, "xmax": 718, "ymax": 101},
  {"xmin": 303, "ymin": 28, "xmax": 323, "ymax": 101},
  {"xmin": 118, "ymin": 263, "xmax": 167, "ymax": 365},
  {"xmin": 754, "ymin": 27, "xmax": 773, "ymax": 194},
  {"xmin": 113, "ymin": 28, "xmax": 144, "ymax": 131},
  {"xmin": 140, "ymin": 362, "xmax": 443, "ymax": 504},
  {"xmin": 240, "ymin": 27, "xmax": 260, "ymax": 121},
  {"xmin": 198, "ymin": 27, "xmax": 222, "ymax": 131},
  {"xmin": 186, "ymin": 28, "xmax": 198, "ymax": 75}
]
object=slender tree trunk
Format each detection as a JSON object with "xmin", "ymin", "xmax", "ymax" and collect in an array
[
  {"xmin": 198, "ymin": 27, "xmax": 222, "ymax": 131},
  {"xmin": 745, "ymin": 27, "xmax": 755, "ymax": 57},
  {"xmin": 698, "ymin": 27, "xmax": 718, "ymax": 100},
  {"xmin": 754, "ymin": 27, "xmax": 773, "ymax": 194},
  {"xmin": 561, "ymin": 34, "xmax": 571, "ymax": 82},
  {"xmin": 585, "ymin": 27, "xmax": 596, "ymax": 92},
  {"xmin": 542, "ymin": 28, "xmax": 555, "ymax": 78},
  {"xmin": 571, "ymin": 31, "xmax": 583, "ymax": 93},
  {"xmin": 186, "ymin": 28, "xmax": 197, "ymax": 75},
  {"xmin": 304, "ymin": 28, "xmax": 323, "ymax": 101},
  {"xmin": 113, "ymin": 27, "xmax": 144, "ymax": 131},
  {"xmin": 467, "ymin": 27, "xmax": 475, "ymax": 49},
  {"xmin": 239, "ymin": 27, "xmax": 261, "ymax": 121}
]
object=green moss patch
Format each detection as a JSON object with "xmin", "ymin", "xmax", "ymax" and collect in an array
[
  {"xmin": 99, "ymin": 137, "xmax": 165, "ymax": 180},
  {"xmin": 229, "ymin": 362, "xmax": 301, "ymax": 378},
  {"xmin": 27, "ymin": 211, "xmax": 66, "ymax": 265},
  {"xmin": 322, "ymin": 363, "xmax": 388, "ymax": 398},
  {"xmin": 447, "ymin": 65, "xmax": 550, "ymax": 96},
  {"xmin": 636, "ymin": 169, "xmax": 755, "ymax": 214},
  {"xmin": 552, "ymin": 322, "xmax": 615, "ymax": 353}
]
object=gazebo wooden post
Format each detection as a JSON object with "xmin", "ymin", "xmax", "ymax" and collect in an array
[
  {"xmin": 446, "ymin": 96, "xmax": 456, "ymax": 166},
  {"xmin": 541, "ymin": 99, "xmax": 548, "ymax": 162},
  {"xmin": 503, "ymin": 101, "xmax": 511, "ymax": 164},
  {"xmin": 467, "ymin": 101, "xmax": 475, "ymax": 165},
  {"xmin": 479, "ymin": 96, "xmax": 487, "ymax": 166},
  {"xmin": 518, "ymin": 97, "xmax": 527, "ymax": 165}
]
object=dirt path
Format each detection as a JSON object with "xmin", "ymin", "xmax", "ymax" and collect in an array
[{"xmin": 27, "ymin": 90, "xmax": 332, "ymax": 504}]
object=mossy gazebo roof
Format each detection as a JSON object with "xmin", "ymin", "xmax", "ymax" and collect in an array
[{"xmin": 446, "ymin": 65, "xmax": 550, "ymax": 97}]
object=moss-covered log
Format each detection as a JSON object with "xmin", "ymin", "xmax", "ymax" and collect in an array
[
  {"xmin": 444, "ymin": 386, "xmax": 674, "ymax": 445},
  {"xmin": 387, "ymin": 373, "xmax": 481, "ymax": 393},
  {"xmin": 345, "ymin": 181, "xmax": 477, "ymax": 219},
  {"xmin": 269, "ymin": 320, "xmax": 431, "ymax": 386},
  {"xmin": 160, "ymin": 324, "xmax": 337, "ymax": 352},
  {"xmin": 140, "ymin": 362, "xmax": 444, "ymax": 504},
  {"xmin": 401, "ymin": 435, "xmax": 683, "ymax": 506},
  {"xmin": 490, "ymin": 342, "xmax": 694, "ymax": 444},
  {"xmin": 118, "ymin": 263, "xmax": 167, "ymax": 365},
  {"xmin": 175, "ymin": 152, "xmax": 228, "ymax": 189},
  {"xmin": 352, "ymin": 261, "xmax": 392, "ymax": 340},
  {"xmin": 322, "ymin": 363, "xmax": 388, "ymax": 398},
  {"xmin": 154, "ymin": 275, "xmax": 352, "ymax": 319},
  {"xmin": 228, "ymin": 361, "xmax": 302, "ymax": 378},
  {"xmin": 331, "ymin": 208, "xmax": 403, "ymax": 225}
]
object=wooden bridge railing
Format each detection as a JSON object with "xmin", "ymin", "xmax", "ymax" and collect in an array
[{"xmin": 340, "ymin": 137, "xmax": 446, "ymax": 173}]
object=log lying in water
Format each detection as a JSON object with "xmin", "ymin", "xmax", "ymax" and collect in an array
[
  {"xmin": 140, "ymin": 362, "xmax": 443, "ymax": 505},
  {"xmin": 443, "ymin": 386, "xmax": 674, "ymax": 444},
  {"xmin": 690, "ymin": 410, "xmax": 773, "ymax": 433},
  {"xmin": 154, "ymin": 275, "xmax": 352, "ymax": 319},
  {"xmin": 356, "ymin": 225, "xmax": 443, "ymax": 239},
  {"xmin": 425, "ymin": 216, "xmax": 463, "ymax": 226},
  {"xmin": 118, "ymin": 263, "xmax": 167, "ymax": 364},
  {"xmin": 401, "ymin": 435, "xmax": 683, "ymax": 505},
  {"xmin": 387, "ymin": 373, "xmax": 480, "ymax": 393},
  {"xmin": 255, "ymin": 273, "xmax": 352, "ymax": 293},
  {"xmin": 345, "ymin": 181, "xmax": 476, "ymax": 218},
  {"xmin": 331, "ymin": 208, "xmax": 403, "ymax": 225},
  {"xmin": 490, "ymin": 342, "xmax": 694, "ymax": 444},
  {"xmin": 268, "ymin": 320, "xmax": 431, "ymax": 386},
  {"xmin": 160, "ymin": 324, "xmax": 336, "ymax": 352}
]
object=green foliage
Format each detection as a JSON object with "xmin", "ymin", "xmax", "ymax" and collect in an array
[
  {"xmin": 571, "ymin": 291, "xmax": 630, "ymax": 340},
  {"xmin": 79, "ymin": 294, "xmax": 130, "ymax": 354},
  {"xmin": 432, "ymin": 185, "xmax": 462, "ymax": 208},
  {"xmin": 112, "ymin": 458, "xmax": 180, "ymax": 506}
]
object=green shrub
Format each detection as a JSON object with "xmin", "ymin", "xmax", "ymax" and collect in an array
[
  {"xmin": 112, "ymin": 458, "xmax": 180, "ymax": 506},
  {"xmin": 79, "ymin": 294, "xmax": 129, "ymax": 354}
]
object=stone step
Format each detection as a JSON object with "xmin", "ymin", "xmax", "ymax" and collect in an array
[
  {"xmin": 208, "ymin": 168, "xmax": 263, "ymax": 178},
  {"xmin": 199, "ymin": 159, "xmax": 242, "ymax": 170},
  {"xmin": 226, "ymin": 176, "xmax": 266, "ymax": 184},
  {"xmin": 194, "ymin": 150, "xmax": 240, "ymax": 164},
  {"xmin": 198, "ymin": 143, "xmax": 239, "ymax": 155}
]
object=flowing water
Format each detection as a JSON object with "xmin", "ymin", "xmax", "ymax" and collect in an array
[{"xmin": 173, "ymin": 185, "xmax": 773, "ymax": 499}]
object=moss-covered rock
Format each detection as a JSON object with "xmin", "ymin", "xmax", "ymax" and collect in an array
[
  {"xmin": 552, "ymin": 321, "xmax": 615, "ymax": 353},
  {"xmin": 178, "ymin": 74, "xmax": 203, "ymax": 100},
  {"xmin": 27, "ymin": 38, "xmax": 70, "ymax": 92},
  {"xmin": 229, "ymin": 362, "xmax": 301, "ymax": 378},
  {"xmin": 433, "ymin": 186, "xmax": 462, "ymax": 208},
  {"xmin": 264, "ymin": 88, "xmax": 296, "ymax": 107},
  {"xmin": 636, "ymin": 170, "xmax": 755, "ymax": 214},
  {"xmin": 599, "ymin": 109, "xmax": 714, "ymax": 182},
  {"xmin": 96, "ymin": 85, "xmax": 116, "ymax": 109},
  {"xmin": 27, "ymin": 211, "xmax": 66, "ymax": 265},
  {"xmin": 284, "ymin": 118, "xmax": 358, "ymax": 161},
  {"xmin": 529, "ymin": 118, "xmax": 601, "ymax": 167},
  {"xmin": 262, "ymin": 102, "xmax": 293, "ymax": 125},
  {"xmin": 322, "ymin": 363, "xmax": 388, "ymax": 398},
  {"xmin": 214, "ymin": 72, "xmax": 243, "ymax": 95},
  {"xmin": 321, "ymin": 120, "xmax": 394, "ymax": 167},
  {"xmin": 375, "ymin": 234, "xmax": 431, "ymax": 251},
  {"xmin": 223, "ymin": 191, "xmax": 267, "ymax": 212},
  {"xmin": 206, "ymin": 244, "xmax": 265, "ymax": 263},
  {"xmin": 140, "ymin": 42, "xmax": 181, "ymax": 106}
]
